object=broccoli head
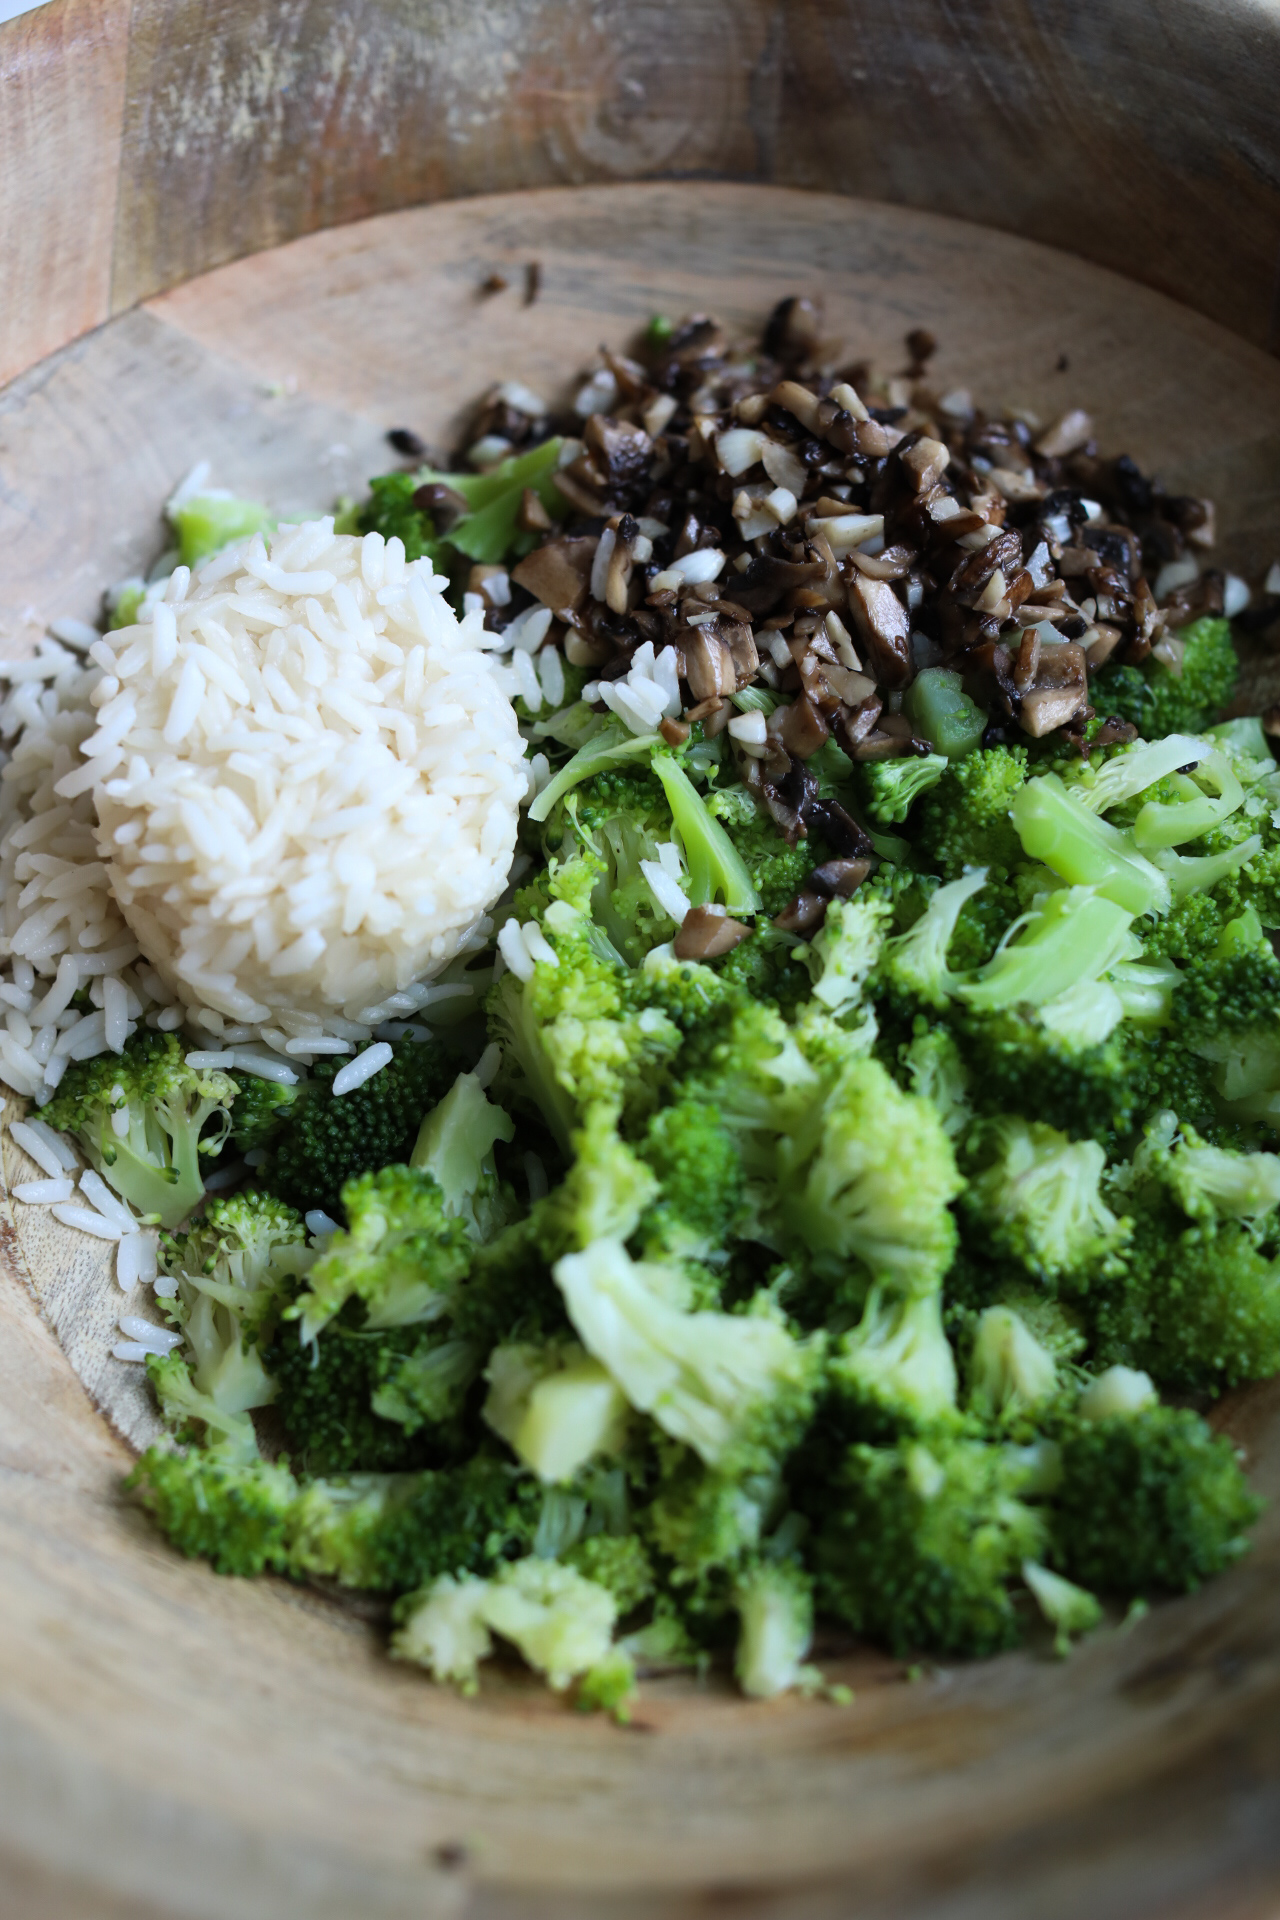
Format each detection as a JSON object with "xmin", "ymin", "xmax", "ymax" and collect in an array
[
  {"xmin": 128, "ymin": 1443, "xmax": 298, "ymax": 1578},
  {"xmin": 1051, "ymin": 1404, "xmax": 1260, "ymax": 1594},
  {"xmin": 911, "ymin": 744, "xmax": 1029, "ymax": 880},
  {"xmin": 1091, "ymin": 615, "xmax": 1238, "ymax": 738},
  {"xmin": 266, "ymin": 1038, "xmax": 450, "ymax": 1218},
  {"xmin": 42, "ymin": 1029, "xmax": 237, "ymax": 1228},
  {"xmin": 805, "ymin": 1433, "xmax": 1047, "ymax": 1657},
  {"xmin": 289, "ymin": 1165, "xmax": 473, "ymax": 1340}
]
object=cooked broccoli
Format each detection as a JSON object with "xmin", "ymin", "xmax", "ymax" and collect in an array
[
  {"xmin": 268, "ymin": 1314, "xmax": 445, "ymax": 1474},
  {"xmin": 393, "ymin": 1555, "xmax": 620, "ymax": 1696},
  {"xmin": 912, "ymin": 745, "xmax": 1029, "ymax": 879},
  {"xmin": 965, "ymin": 1305, "xmax": 1058, "ymax": 1421},
  {"xmin": 1021, "ymin": 1560, "xmax": 1102, "ymax": 1655},
  {"xmin": 42, "ymin": 1030, "xmax": 237, "ymax": 1228},
  {"xmin": 371, "ymin": 1333, "xmax": 483, "ymax": 1439},
  {"xmin": 410, "ymin": 1069, "xmax": 516, "ymax": 1242},
  {"xmin": 955, "ymin": 886, "xmax": 1137, "ymax": 1022},
  {"xmin": 169, "ymin": 490, "xmax": 274, "ymax": 569},
  {"xmin": 855, "ymin": 753, "xmax": 949, "ymax": 826},
  {"xmin": 157, "ymin": 1188, "xmax": 311, "ymax": 1417},
  {"xmin": 778, "ymin": 1054, "xmax": 963, "ymax": 1295},
  {"xmin": 1091, "ymin": 615, "xmax": 1238, "ymax": 737},
  {"xmin": 805, "ymin": 1434, "xmax": 1047, "ymax": 1657},
  {"xmin": 636, "ymin": 1097, "xmax": 745, "ymax": 1265},
  {"xmin": 963, "ymin": 1116, "xmax": 1129, "ymax": 1282},
  {"xmin": 802, "ymin": 893, "xmax": 893, "ymax": 1018},
  {"xmin": 732, "ymin": 1558, "xmax": 815, "ymax": 1698},
  {"xmin": 266, "ymin": 1038, "xmax": 450, "ymax": 1217},
  {"xmin": 828, "ymin": 1288, "xmax": 959, "ymax": 1436},
  {"xmin": 900, "ymin": 1025, "xmax": 972, "ymax": 1140},
  {"xmin": 879, "ymin": 870, "xmax": 990, "ymax": 1008},
  {"xmin": 904, "ymin": 668, "xmax": 988, "ymax": 760},
  {"xmin": 289, "ymin": 1165, "xmax": 473, "ymax": 1341},
  {"xmin": 563, "ymin": 1531, "xmax": 656, "ymax": 1615},
  {"xmin": 651, "ymin": 753, "xmax": 761, "ymax": 916},
  {"xmin": 128, "ymin": 1442, "xmax": 298, "ymax": 1577},
  {"xmin": 553, "ymin": 1238, "xmax": 819, "ymax": 1473},
  {"xmin": 1010, "ymin": 773, "xmax": 1169, "ymax": 916},
  {"xmin": 482, "ymin": 1339, "xmax": 630, "ymax": 1482},
  {"xmin": 1051, "ymin": 1404, "xmax": 1260, "ymax": 1594},
  {"xmin": 227, "ymin": 1071, "xmax": 299, "ymax": 1154}
]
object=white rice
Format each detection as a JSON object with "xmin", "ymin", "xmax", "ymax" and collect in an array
[{"xmin": 0, "ymin": 519, "xmax": 527, "ymax": 1110}]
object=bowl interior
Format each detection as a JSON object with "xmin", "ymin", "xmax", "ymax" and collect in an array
[{"xmin": 2, "ymin": 181, "xmax": 1280, "ymax": 1918}]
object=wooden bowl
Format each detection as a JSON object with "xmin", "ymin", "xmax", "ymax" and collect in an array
[{"xmin": 3, "ymin": 7, "xmax": 1280, "ymax": 1916}]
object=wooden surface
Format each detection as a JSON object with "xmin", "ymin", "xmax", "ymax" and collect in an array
[
  {"xmin": 2, "ymin": 181, "xmax": 1280, "ymax": 1917},
  {"xmin": 4, "ymin": 0, "xmax": 1280, "ymax": 389}
]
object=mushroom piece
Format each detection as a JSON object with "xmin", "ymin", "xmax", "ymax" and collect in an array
[
  {"xmin": 809, "ymin": 857, "xmax": 872, "ymax": 898},
  {"xmin": 846, "ymin": 574, "xmax": 912, "ymax": 687},
  {"xmin": 517, "ymin": 487, "xmax": 553, "ymax": 534},
  {"xmin": 511, "ymin": 536, "xmax": 599, "ymax": 614},
  {"xmin": 412, "ymin": 481, "xmax": 470, "ymax": 530},
  {"xmin": 773, "ymin": 891, "xmax": 829, "ymax": 934},
  {"xmin": 1035, "ymin": 409, "xmax": 1094, "ymax": 459},
  {"xmin": 778, "ymin": 693, "xmax": 831, "ymax": 759},
  {"xmin": 683, "ymin": 628, "xmax": 738, "ymax": 702},
  {"xmin": 673, "ymin": 906, "xmax": 753, "ymax": 960},
  {"xmin": 584, "ymin": 413, "xmax": 654, "ymax": 486},
  {"xmin": 1016, "ymin": 642, "xmax": 1089, "ymax": 738},
  {"xmin": 836, "ymin": 694, "xmax": 884, "ymax": 751},
  {"xmin": 901, "ymin": 436, "xmax": 951, "ymax": 493}
]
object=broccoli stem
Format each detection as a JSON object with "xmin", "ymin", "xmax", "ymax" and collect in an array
[
  {"xmin": 529, "ymin": 727, "xmax": 663, "ymax": 824},
  {"xmin": 651, "ymin": 754, "xmax": 761, "ymax": 915},
  {"xmin": 1011, "ymin": 775, "xmax": 1169, "ymax": 917}
]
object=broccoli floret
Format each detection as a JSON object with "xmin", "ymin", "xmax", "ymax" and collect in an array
[
  {"xmin": 904, "ymin": 668, "xmax": 987, "ymax": 759},
  {"xmin": 636, "ymin": 1098, "xmax": 745, "ymax": 1265},
  {"xmin": 1128, "ymin": 1113, "xmax": 1280, "ymax": 1223},
  {"xmin": 712, "ymin": 796, "xmax": 818, "ymax": 915},
  {"xmin": 128, "ymin": 1443, "xmax": 298, "ymax": 1577},
  {"xmin": 553, "ymin": 1238, "xmax": 819, "ymax": 1473},
  {"xmin": 778, "ymin": 1054, "xmax": 963, "ymax": 1296},
  {"xmin": 489, "ymin": 919, "xmax": 681, "ymax": 1153},
  {"xmin": 1091, "ymin": 615, "xmax": 1238, "ymax": 737},
  {"xmin": 900, "ymin": 1025, "xmax": 972, "ymax": 1140},
  {"xmin": 1087, "ymin": 1206, "xmax": 1280, "ymax": 1392},
  {"xmin": 289, "ymin": 1166, "xmax": 473, "ymax": 1340},
  {"xmin": 393, "ymin": 1555, "xmax": 619, "ymax": 1694},
  {"xmin": 805, "ymin": 1434, "xmax": 1047, "ymax": 1657},
  {"xmin": 1051, "ymin": 1405, "xmax": 1260, "ymax": 1594},
  {"xmin": 802, "ymin": 893, "xmax": 893, "ymax": 1019},
  {"xmin": 409, "ymin": 1069, "xmax": 516, "ymax": 1242},
  {"xmin": 41, "ymin": 1030, "xmax": 237, "ymax": 1228},
  {"xmin": 287, "ymin": 1457, "xmax": 543, "ymax": 1592},
  {"xmin": 562, "ymin": 767, "xmax": 682, "ymax": 965},
  {"xmin": 912, "ymin": 745, "xmax": 1029, "ymax": 879},
  {"xmin": 267, "ymin": 1038, "xmax": 450, "ymax": 1218},
  {"xmin": 227, "ymin": 1072, "xmax": 299, "ymax": 1153},
  {"xmin": 1021, "ymin": 1560, "xmax": 1103, "ymax": 1655},
  {"xmin": 965, "ymin": 1305, "xmax": 1058, "ymax": 1421},
  {"xmin": 481, "ymin": 1340, "xmax": 630, "ymax": 1482},
  {"xmin": 169, "ymin": 491, "xmax": 275, "ymax": 569},
  {"xmin": 879, "ymin": 870, "xmax": 990, "ymax": 1008},
  {"xmin": 563, "ymin": 1532, "xmax": 656, "ymax": 1615},
  {"xmin": 732, "ymin": 1558, "xmax": 815, "ymax": 1698},
  {"xmin": 643, "ymin": 1446, "xmax": 783, "ymax": 1596},
  {"xmin": 855, "ymin": 753, "xmax": 949, "ymax": 826},
  {"xmin": 828, "ymin": 1288, "xmax": 959, "ymax": 1437},
  {"xmin": 157, "ymin": 1188, "xmax": 312, "ymax": 1418},
  {"xmin": 145, "ymin": 1351, "xmax": 262, "ymax": 1458},
  {"xmin": 371, "ymin": 1333, "xmax": 483, "ymax": 1438},
  {"xmin": 963, "ymin": 1116, "xmax": 1129, "ymax": 1282},
  {"xmin": 267, "ymin": 1313, "xmax": 445, "ymax": 1474}
]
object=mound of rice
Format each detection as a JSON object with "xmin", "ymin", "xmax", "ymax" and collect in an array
[{"xmin": 0, "ymin": 521, "xmax": 526, "ymax": 1099}]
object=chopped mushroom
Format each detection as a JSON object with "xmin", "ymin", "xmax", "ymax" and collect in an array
[
  {"xmin": 773, "ymin": 891, "xmax": 829, "ymax": 933},
  {"xmin": 511, "ymin": 537, "xmax": 598, "ymax": 613},
  {"xmin": 846, "ymin": 575, "xmax": 912, "ymax": 687},
  {"xmin": 1016, "ymin": 642, "xmax": 1089, "ymax": 738},
  {"xmin": 673, "ymin": 906, "xmax": 753, "ymax": 959}
]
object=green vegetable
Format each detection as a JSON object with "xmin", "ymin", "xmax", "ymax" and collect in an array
[
  {"xmin": 170, "ymin": 493, "xmax": 275, "ymax": 569},
  {"xmin": 904, "ymin": 668, "xmax": 987, "ymax": 759},
  {"xmin": 42, "ymin": 1030, "xmax": 237, "ymax": 1228}
]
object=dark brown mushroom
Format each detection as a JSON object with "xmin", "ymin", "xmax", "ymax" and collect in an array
[
  {"xmin": 511, "ymin": 536, "xmax": 599, "ymax": 614},
  {"xmin": 810, "ymin": 857, "xmax": 872, "ymax": 898},
  {"xmin": 517, "ymin": 487, "xmax": 553, "ymax": 534},
  {"xmin": 683, "ymin": 628, "xmax": 738, "ymax": 702},
  {"xmin": 846, "ymin": 575, "xmax": 912, "ymax": 687},
  {"xmin": 773, "ymin": 891, "xmax": 829, "ymax": 934},
  {"xmin": 1016, "ymin": 641, "xmax": 1088, "ymax": 738},
  {"xmin": 673, "ymin": 906, "xmax": 753, "ymax": 960},
  {"xmin": 412, "ymin": 482, "xmax": 470, "ymax": 531},
  {"xmin": 778, "ymin": 693, "xmax": 831, "ymax": 759},
  {"xmin": 584, "ymin": 415, "xmax": 654, "ymax": 488}
]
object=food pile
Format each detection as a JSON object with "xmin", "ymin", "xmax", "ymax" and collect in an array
[{"xmin": 2, "ymin": 300, "xmax": 1278, "ymax": 1712}]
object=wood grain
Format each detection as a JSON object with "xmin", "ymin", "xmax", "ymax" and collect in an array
[
  {"xmin": 0, "ymin": 0, "xmax": 130, "ymax": 387},
  {"xmin": 4, "ymin": 0, "xmax": 1280, "ymax": 386},
  {"xmin": 778, "ymin": 0, "xmax": 1280, "ymax": 355},
  {"xmin": 2, "ymin": 183, "xmax": 1280, "ymax": 1916},
  {"xmin": 108, "ymin": 0, "xmax": 777, "ymax": 312}
]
